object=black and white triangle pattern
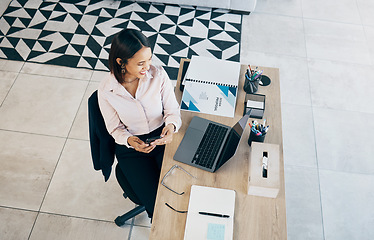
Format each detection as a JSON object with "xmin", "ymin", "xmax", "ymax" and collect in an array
[{"xmin": 0, "ymin": 0, "xmax": 242, "ymax": 80}]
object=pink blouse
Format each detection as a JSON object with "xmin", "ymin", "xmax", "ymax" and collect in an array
[{"xmin": 98, "ymin": 65, "xmax": 182, "ymax": 148}]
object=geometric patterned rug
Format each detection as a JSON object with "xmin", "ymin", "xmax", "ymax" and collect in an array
[{"xmin": 0, "ymin": 0, "xmax": 242, "ymax": 80}]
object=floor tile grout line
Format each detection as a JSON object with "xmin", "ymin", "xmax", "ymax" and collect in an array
[
  {"xmin": 27, "ymin": 78, "xmax": 92, "ymax": 240},
  {"xmin": 252, "ymin": 10, "xmax": 303, "ymax": 19},
  {"xmin": 38, "ymin": 210, "xmax": 132, "ymax": 226},
  {"xmin": 354, "ymin": 0, "xmax": 365, "ymax": 27},
  {"xmin": 27, "ymin": 137, "xmax": 69, "ymax": 240},
  {"xmin": 0, "ymin": 128, "xmax": 67, "ymax": 139},
  {"xmin": 18, "ymin": 71, "xmax": 93, "ymax": 83},
  {"xmin": 281, "ymin": 102, "xmax": 312, "ymax": 109},
  {"xmin": 243, "ymin": 49, "xmax": 308, "ymax": 61},
  {"xmin": 0, "ymin": 204, "xmax": 135, "ymax": 226},
  {"xmin": 0, "ymin": 51, "xmax": 131, "ymax": 240},
  {"xmin": 309, "ymin": 108, "xmax": 326, "ymax": 240},
  {"xmin": 2, "ymin": 60, "xmax": 95, "ymax": 82},
  {"xmin": 300, "ymin": 2, "xmax": 326, "ymax": 238},
  {"xmin": 67, "ymin": 136, "xmax": 90, "ymax": 142},
  {"xmin": 0, "ymin": 59, "xmax": 91, "ymax": 238},
  {"xmin": 284, "ymin": 163, "xmax": 318, "ymax": 171},
  {"xmin": 0, "ymin": 62, "xmax": 25, "ymax": 108},
  {"xmin": 253, "ymin": 9, "xmax": 366, "ymax": 27},
  {"xmin": 27, "ymin": 142, "xmax": 67, "ymax": 239},
  {"xmin": 0, "ymin": 205, "xmax": 39, "ymax": 214},
  {"xmin": 245, "ymin": 48, "xmax": 373, "ymax": 68},
  {"xmin": 356, "ymin": 0, "xmax": 374, "ymax": 66},
  {"xmin": 127, "ymin": 218, "xmax": 135, "ymax": 240},
  {"xmin": 20, "ymin": 72, "xmax": 92, "ymax": 82},
  {"xmin": 128, "ymin": 224, "xmax": 153, "ymax": 240},
  {"xmin": 310, "ymin": 105, "xmax": 374, "ymax": 116},
  {"xmin": 284, "ymin": 163, "xmax": 374, "ymax": 176},
  {"xmin": 282, "ymin": 101, "xmax": 374, "ymax": 116}
]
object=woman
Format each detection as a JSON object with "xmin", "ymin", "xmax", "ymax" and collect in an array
[{"xmin": 98, "ymin": 29, "xmax": 182, "ymax": 218}]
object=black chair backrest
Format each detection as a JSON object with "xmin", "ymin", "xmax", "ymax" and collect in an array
[
  {"xmin": 88, "ymin": 90, "xmax": 115, "ymax": 180},
  {"xmin": 88, "ymin": 90, "xmax": 142, "ymax": 206}
]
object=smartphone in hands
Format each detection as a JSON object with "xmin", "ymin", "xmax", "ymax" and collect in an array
[{"xmin": 145, "ymin": 136, "xmax": 162, "ymax": 144}]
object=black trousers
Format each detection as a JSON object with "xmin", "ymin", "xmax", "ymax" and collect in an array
[{"xmin": 115, "ymin": 125, "xmax": 165, "ymax": 218}]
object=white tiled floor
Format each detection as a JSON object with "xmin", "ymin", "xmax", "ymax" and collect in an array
[
  {"xmin": 243, "ymin": 0, "xmax": 374, "ymax": 239},
  {"xmin": 1, "ymin": 0, "xmax": 374, "ymax": 240}
]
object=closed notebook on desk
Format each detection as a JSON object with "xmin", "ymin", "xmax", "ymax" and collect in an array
[
  {"xmin": 184, "ymin": 185, "xmax": 236, "ymax": 240},
  {"xmin": 180, "ymin": 55, "xmax": 240, "ymax": 118}
]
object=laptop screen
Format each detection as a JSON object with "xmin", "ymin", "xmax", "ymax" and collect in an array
[
  {"xmin": 232, "ymin": 113, "xmax": 249, "ymax": 137},
  {"xmin": 216, "ymin": 114, "xmax": 249, "ymax": 168}
]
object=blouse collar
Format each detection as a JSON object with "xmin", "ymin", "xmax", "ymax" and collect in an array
[{"xmin": 108, "ymin": 67, "xmax": 154, "ymax": 96}]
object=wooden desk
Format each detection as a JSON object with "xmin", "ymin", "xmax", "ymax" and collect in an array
[{"xmin": 150, "ymin": 59, "xmax": 287, "ymax": 240}]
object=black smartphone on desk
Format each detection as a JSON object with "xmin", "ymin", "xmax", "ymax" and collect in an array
[{"xmin": 145, "ymin": 136, "xmax": 161, "ymax": 144}]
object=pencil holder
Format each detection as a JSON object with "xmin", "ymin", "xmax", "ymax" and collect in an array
[
  {"xmin": 244, "ymin": 72, "xmax": 262, "ymax": 94},
  {"xmin": 248, "ymin": 130, "xmax": 265, "ymax": 146}
]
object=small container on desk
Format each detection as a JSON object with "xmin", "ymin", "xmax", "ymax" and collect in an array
[
  {"xmin": 243, "ymin": 66, "xmax": 272, "ymax": 94},
  {"xmin": 248, "ymin": 142, "xmax": 280, "ymax": 198},
  {"xmin": 244, "ymin": 93, "xmax": 265, "ymax": 119},
  {"xmin": 248, "ymin": 118, "xmax": 268, "ymax": 146},
  {"xmin": 244, "ymin": 67, "xmax": 265, "ymax": 94},
  {"xmin": 248, "ymin": 129, "xmax": 265, "ymax": 146},
  {"xmin": 244, "ymin": 72, "xmax": 262, "ymax": 94}
]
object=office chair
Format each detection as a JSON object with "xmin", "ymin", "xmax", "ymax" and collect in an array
[
  {"xmin": 88, "ymin": 90, "xmax": 146, "ymax": 227},
  {"xmin": 114, "ymin": 164, "xmax": 146, "ymax": 226}
]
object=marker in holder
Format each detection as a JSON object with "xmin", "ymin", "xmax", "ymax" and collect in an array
[{"xmin": 248, "ymin": 120, "xmax": 268, "ymax": 146}]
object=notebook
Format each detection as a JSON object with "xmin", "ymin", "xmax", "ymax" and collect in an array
[
  {"xmin": 173, "ymin": 111, "xmax": 250, "ymax": 172},
  {"xmin": 184, "ymin": 185, "xmax": 236, "ymax": 240},
  {"xmin": 180, "ymin": 56, "xmax": 241, "ymax": 118}
]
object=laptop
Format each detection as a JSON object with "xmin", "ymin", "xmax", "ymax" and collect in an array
[
  {"xmin": 173, "ymin": 111, "xmax": 250, "ymax": 172},
  {"xmin": 184, "ymin": 185, "xmax": 235, "ymax": 240}
]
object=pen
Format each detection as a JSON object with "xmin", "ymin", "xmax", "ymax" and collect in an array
[
  {"xmin": 246, "ymin": 66, "xmax": 252, "ymax": 78},
  {"xmin": 245, "ymin": 73, "xmax": 251, "ymax": 80},
  {"xmin": 250, "ymin": 71, "xmax": 257, "ymax": 81},
  {"xmin": 253, "ymin": 70, "xmax": 263, "ymax": 80},
  {"xmin": 199, "ymin": 211, "xmax": 230, "ymax": 218},
  {"xmin": 251, "ymin": 127, "xmax": 260, "ymax": 135}
]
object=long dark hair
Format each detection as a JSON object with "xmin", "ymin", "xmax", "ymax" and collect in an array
[{"xmin": 108, "ymin": 29, "xmax": 151, "ymax": 83}]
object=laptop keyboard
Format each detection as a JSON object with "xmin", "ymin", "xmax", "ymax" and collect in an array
[{"xmin": 192, "ymin": 123, "xmax": 228, "ymax": 169}]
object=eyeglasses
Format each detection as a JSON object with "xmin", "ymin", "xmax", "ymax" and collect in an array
[
  {"xmin": 161, "ymin": 164, "xmax": 197, "ymax": 195},
  {"xmin": 165, "ymin": 202, "xmax": 187, "ymax": 213}
]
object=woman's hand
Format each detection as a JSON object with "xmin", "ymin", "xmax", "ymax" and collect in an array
[
  {"xmin": 151, "ymin": 123, "xmax": 175, "ymax": 146},
  {"xmin": 128, "ymin": 136, "xmax": 156, "ymax": 153}
]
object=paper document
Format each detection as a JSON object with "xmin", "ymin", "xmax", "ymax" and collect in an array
[
  {"xmin": 183, "ymin": 185, "xmax": 236, "ymax": 240},
  {"xmin": 181, "ymin": 56, "xmax": 240, "ymax": 118}
]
